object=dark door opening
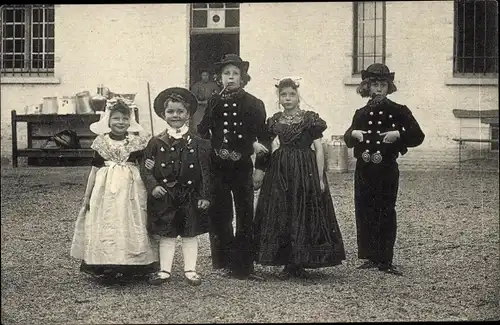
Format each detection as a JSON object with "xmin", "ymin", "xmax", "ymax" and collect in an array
[{"xmin": 189, "ymin": 33, "xmax": 239, "ymax": 131}]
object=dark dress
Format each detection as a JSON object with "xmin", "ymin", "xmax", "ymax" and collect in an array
[
  {"xmin": 254, "ymin": 111, "xmax": 346, "ymax": 268},
  {"xmin": 343, "ymin": 97, "xmax": 425, "ymax": 265},
  {"xmin": 140, "ymin": 130, "xmax": 212, "ymax": 238}
]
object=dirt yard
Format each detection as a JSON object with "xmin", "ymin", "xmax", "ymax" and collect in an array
[{"xmin": 1, "ymin": 165, "xmax": 498, "ymax": 323}]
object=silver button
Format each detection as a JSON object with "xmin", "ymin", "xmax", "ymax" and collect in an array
[
  {"xmin": 224, "ymin": 121, "xmax": 228, "ymax": 126},
  {"xmin": 238, "ymin": 134, "xmax": 243, "ymax": 139},
  {"xmin": 377, "ymin": 150, "xmax": 380, "ymax": 153},
  {"xmin": 160, "ymin": 147, "xmax": 165, "ymax": 152},
  {"xmin": 232, "ymin": 103, "xmax": 237, "ymax": 107},
  {"xmin": 223, "ymin": 139, "xmax": 228, "ymax": 143},
  {"xmin": 377, "ymin": 130, "xmax": 381, "ymax": 134},
  {"xmin": 376, "ymin": 141, "xmax": 380, "ymax": 144},
  {"xmin": 389, "ymin": 115, "xmax": 393, "ymax": 118},
  {"xmin": 224, "ymin": 103, "xmax": 229, "ymax": 107},
  {"xmin": 234, "ymin": 122, "xmax": 237, "ymax": 126},
  {"xmin": 233, "ymin": 112, "xmax": 237, "ymax": 116},
  {"xmin": 163, "ymin": 179, "xmax": 167, "ymax": 183},
  {"xmin": 365, "ymin": 149, "xmax": 370, "ymax": 152},
  {"xmin": 170, "ymin": 147, "xmax": 175, "ymax": 151},
  {"xmin": 189, "ymin": 164, "xmax": 194, "ymax": 168},
  {"xmin": 368, "ymin": 121, "xmax": 373, "ymax": 125},
  {"xmin": 171, "ymin": 160, "xmax": 174, "ymax": 163},
  {"xmin": 223, "ymin": 129, "xmax": 228, "ymax": 134},
  {"xmin": 189, "ymin": 149, "xmax": 195, "ymax": 153},
  {"xmin": 187, "ymin": 180, "xmax": 192, "ymax": 185},
  {"xmin": 377, "ymin": 121, "xmax": 382, "ymax": 125},
  {"xmin": 370, "ymin": 112, "xmax": 374, "ymax": 116},
  {"xmin": 402, "ymin": 126, "xmax": 406, "ymax": 131},
  {"xmin": 392, "ymin": 124, "xmax": 396, "ymax": 127},
  {"xmin": 379, "ymin": 111, "xmax": 383, "ymax": 115},
  {"xmin": 240, "ymin": 122, "xmax": 243, "ymax": 125},
  {"xmin": 368, "ymin": 130, "xmax": 372, "ymax": 134},
  {"xmin": 161, "ymin": 163, "xmax": 166, "ymax": 167},
  {"xmin": 223, "ymin": 112, "xmax": 228, "ymax": 116},
  {"xmin": 366, "ymin": 140, "xmax": 370, "ymax": 144}
]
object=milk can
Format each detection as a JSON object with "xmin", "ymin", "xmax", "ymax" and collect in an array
[{"xmin": 325, "ymin": 135, "xmax": 348, "ymax": 173}]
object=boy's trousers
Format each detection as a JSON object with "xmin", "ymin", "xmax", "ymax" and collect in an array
[
  {"xmin": 209, "ymin": 155, "xmax": 255, "ymax": 276},
  {"xmin": 354, "ymin": 160, "xmax": 400, "ymax": 265}
]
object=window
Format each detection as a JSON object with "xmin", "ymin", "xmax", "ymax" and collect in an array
[
  {"xmin": 353, "ymin": 1, "xmax": 385, "ymax": 74},
  {"xmin": 491, "ymin": 124, "xmax": 499, "ymax": 151},
  {"xmin": 1, "ymin": 5, "xmax": 55, "ymax": 76},
  {"xmin": 191, "ymin": 3, "xmax": 239, "ymax": 32},
  {"xmin": 453, "ymin": 0, "xmax": 498, "ymax": 75}
]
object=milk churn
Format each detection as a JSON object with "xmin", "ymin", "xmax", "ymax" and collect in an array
[{"xmin": 325, "ymin": 135, "xmax": 348, "ymax": 173}]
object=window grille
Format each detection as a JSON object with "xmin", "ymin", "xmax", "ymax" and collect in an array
[
  {"xmin": 353, "ymin": 1, "xmax": 386, "ymax": 74},
  {"xmin": 453, "ymin": 0, "xmax": 498, "ymax": 75},
  {"xmin": 1, "ymin": 5, "xmax": 55, "ymax": 76},
  {"xmin": 191, "ymin": 3, "xmax": 240, "ymax": 32}
]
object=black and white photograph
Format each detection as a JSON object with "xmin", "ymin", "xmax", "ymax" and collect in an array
[{"xmin": 0, "ymin": 2, "xmax": 498, "ymax": 323}]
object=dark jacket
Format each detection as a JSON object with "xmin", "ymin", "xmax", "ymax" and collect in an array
[
  {"xmin": 344, "ymin": 98, "xmax": 425, "ymax": 164},
  {"xmin": 197, "ymin": 89, "xmax": 269, "ymax": 170},
  {"xmin": 140, "ymin": 131, "xmax": 212, "ymax": 202}
]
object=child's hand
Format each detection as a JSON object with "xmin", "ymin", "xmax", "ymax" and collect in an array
[
  {"xmin": 198, "ymin": 199, "xmax": 210, "ymax": 210},
  {"xmin": 253, "ymin": 169, "xmax": 265, "ymax": 190},
  {"xmin": 152, "ymin": 186, "xmax": 167, "ymax": 198},
  {"xmin": 319, "ymin": 179, "xmax": 326, "ymax": 193},
  {"xmin": 253, "ymin": 141, "xmax": 269, "ymax": 155},
  {"xmin": 380, "ymin": 130, "xmax": 400, "ymax": 143},
  {"xmin": 351, "ymin": 130, "xmax": 367, "ymax": 142},
  {"xmin": 145, "ymin": 159, "xmax": 155, "ymax": 170}
]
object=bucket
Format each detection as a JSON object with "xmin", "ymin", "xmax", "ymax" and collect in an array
[
  {"xmin": 42, "ymin": 97, "xmax": 58, "ymax": 114},
  {"xmin": 75, "ymin": 91, "xmax": 95, "ymax": 114},
  {"xmin": 58, "ymin": 96, "xmax": 77, "ymax": 114},
  {"xmin": 325, "ymin": 135, "xmax": 348, "ymax": 173}
]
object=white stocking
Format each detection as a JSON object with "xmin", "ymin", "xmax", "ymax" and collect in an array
[
  {"xmin": 182, "ymin": 237, "xmax": 198, "ymax": 272},
  {"xmin": 159, "ymin": 237, "xmax": 176, "ymax": 277}
]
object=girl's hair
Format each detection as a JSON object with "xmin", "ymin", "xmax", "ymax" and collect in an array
[
  {"xmin": 276, "ymin": 78, "xmax": 300, "ymax": 93},
  {"xmin": 163, "ymin": 94, "xmax": 191, "ymax": 117},
  {"xmin": 356, "ymin": 78, "xmax": 397, "ymax": 98},
  {"xmin": 215, "ymin": 64, "xmax": 252, "ymax": 88},
  {"xmin": 109, "ymin": 99, "xmax": 132, "ymax": 117}
]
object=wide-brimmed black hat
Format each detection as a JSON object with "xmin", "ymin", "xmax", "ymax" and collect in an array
[
  {"xmin": 154, "ymin": 87, "xmax": 198, "ymax": 118},
  {"xmin": 361, "ymin": 63, "xmax": 395, "ymax": 81},
  {"xmin": 213, "ymin": 54, "xmax": 249, "ymax": 74}
]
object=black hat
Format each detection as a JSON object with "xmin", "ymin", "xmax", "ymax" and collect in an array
[
  {"xmin": 213, "ymin": 54, "xmax": 249, "ymax": 74},
  {"xmin": 154, "ymin": 87, "xmax": 198, "ymax": 118},
  {"xmin": 361, "ymin": 63, "xmax": 395, "ymax": 81}
]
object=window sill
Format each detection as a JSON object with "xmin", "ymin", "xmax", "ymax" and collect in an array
[
  {"xmin": 343, "ymin": 75, "xmax": 362, "ymax": 86},
  {"xmin": 445, "ymin": 74, "xmax": 498, "ymax": 86},
  {"xmin": 1, "ymin": 76, "xmax": 61, "ymax": 85}
]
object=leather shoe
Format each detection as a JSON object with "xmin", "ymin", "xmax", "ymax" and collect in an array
[
  {"xmin": 378, "ymin": 264, "xmax": 403, "ymax": 276},
  {"xmin": 357, "ymin": 260, "xmax": 379, "ymax": 269}
]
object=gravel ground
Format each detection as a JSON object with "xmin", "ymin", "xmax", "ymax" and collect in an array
[{"xmin": 1, "ymin": 165, "xmax": 498, "ymax": 324}]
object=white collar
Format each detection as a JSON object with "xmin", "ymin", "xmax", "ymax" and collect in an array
[{"xmin": 165, "ymin": 123, "xmax": 189, "ymax": 139}]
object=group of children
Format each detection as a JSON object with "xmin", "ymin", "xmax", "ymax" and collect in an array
[{"xmin": 70, "ymin": 54, "xmax": 425, "ymax": 285}]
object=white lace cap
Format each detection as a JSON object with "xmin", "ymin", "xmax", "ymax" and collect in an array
[
  {"xmin": 89, "ymin": 99, "xmax": 144, "ymax": 135},
  {"xmin": 273, "ymin": 76, "xmax": 302, "ymax": 87}
]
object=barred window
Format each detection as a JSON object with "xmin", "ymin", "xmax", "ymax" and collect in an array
[
  {"xmin": 353, "ymin": 1, "xmax": 386, "ymax": 74},
  {"xmin": 191, "ymin": 3, "xmax": 240, "ymax": 32},
  {"xmin": 1, "ymin": 5, "xmax": 55, "ymax": 76},
  {"xmin": 453, "ymin": 0, "xmax": 498, "ymax": 75}
]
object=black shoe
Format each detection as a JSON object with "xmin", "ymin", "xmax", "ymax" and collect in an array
[
  {"xmin": 378, "ymin": 264, "xmax": 403, "ymax": 276},
  {"xmin": 292, "ymin": 267, "xmax": 310, "ymax": 279},
  {"xmin": 147, "ymin": 271, "xmax": 171, "ymax": 285},
  {"xmin": 357, "ymin": 260, "xmax": 379, "ymax": 269},
  {"xmin": 230, "ymin": 271, "xmax": 266, "ymax": 282}
]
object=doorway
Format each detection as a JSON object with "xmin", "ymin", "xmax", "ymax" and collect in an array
[
  {"xmin": 189, "ymin": 33, "xmax": 240, "ymax": 87},
  {"xmin": 189, "ymin": 33, "xmax": 239, "ymax": 132}
]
